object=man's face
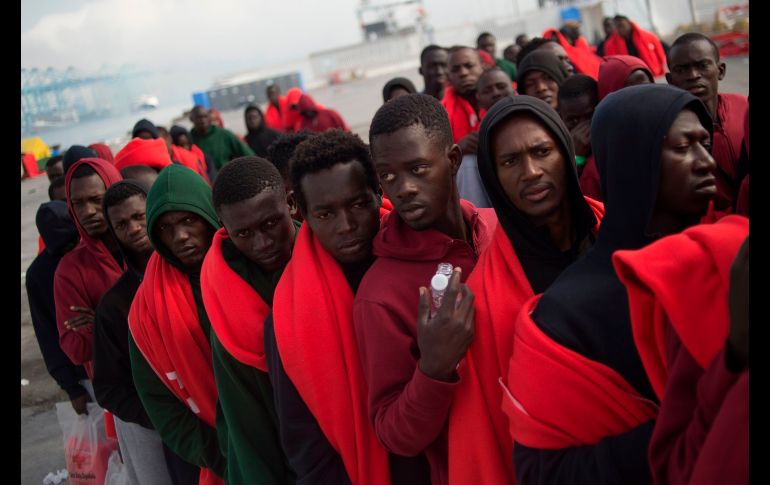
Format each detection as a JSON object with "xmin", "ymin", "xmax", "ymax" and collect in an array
[
  {"xmin": 516, "ymin": 35, "xmax": 530, "ymax": 48},
  {"xmin": 476, "ymin": 71, "xmax": 515, "ymax": 110},
  {"xmin": 373, "ymin": 125, "xmax": 461, "ymax": 231},
  {"xmin": 107, "ymin": 194, "xmax": 152, "ymax": 256},
  {"xmin": 219, "ymin": 190, "xmax": 296, "ymax": 272},
  {"xmin": 503, "ymin": 45, "xmax": 521, "ymax": 63},
  {"xmin": 603, "ymin": 19, "xmax": 615, "ymax": 37},
  {"xmin": 47, "ymin": 161, "xmax": 64, "ymax": 182},
  {"xmin": 478, "ymin": 35, "xmax": 497, "ymax": 59},
  {"xmin": 300, "ymin": 161, "xmax": 381, "ymax": 265},
  {"xmin": 69, "ymin": 173, "xmax": 109, "ymax": 238},
  {"xmin": 190, "ymin": 108, "xmax": 211, "ymax": 133},
  {"xmin": 615, "ymin": 19, "xmax": 632, "ymax": 38},
  {"xmin": 267, "ymin": 86, "xmax": 281, "ymax": 106},
  {"xmin": 558, "ymin": 94, "xmax": 596, "ymax": 130},
  {"xmin": 448, "ymin": 48, "xmax": 484, "ymax": 95},
  {"xmin": 154, "ymin": 210, "xmax": 215, "ymax": 268},
  {"xmin": 625, "ymin": 69, "xmax": 653, "ymax": 87},
  {"xmin": 521, "ymin": 71, "xmax": 560, "ymax": 109},
  {"xmin": 419, "ymin": 49, "xmax": 449, "ymax": 88},
  {"xmin": 666, "ymin": 40, "xmax": 725, "ymax": 106},
  {"xmin": 177, "ymin": 133, "xmax": 191, "ymax": 149},
  {"xmin": 540, "ymin": 42, "xmax": 574, "ymax": 75},
  {"xmin": 246, "ymin": 109, "xmax": 263, "ymax": 132},
  {"xmin": 491, "ymin": 114, "xmax": 568, "ymax": 225},
  {"xmin": 50, "ymin": 184, "xmax": 66, "ymax": 202},
  {"xmin": 655, "ymin": 109, "xmax": 716, "ymax": 218}
]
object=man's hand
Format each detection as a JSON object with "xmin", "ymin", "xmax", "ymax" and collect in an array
[
  {"xmin": 65, "ymin": 306, "xmax": 95, "ymax": 331},
  {"xmin": 728, "ymin": 236, "xmax": 749, "ymax": 369},
  {"xmin": 571, "ymin": 120, "xmax": 592, "ymax": 157},
  {"xmin": 417, "ymin": 269, "xmax": 476, "ymax": 382},
  {"xmin": 71, "ymin": 393, "xmax": 90, "ymax": 415},
  {"xmin": 457, "ymin": 132, "xmax": 479, "ymax": 156}
]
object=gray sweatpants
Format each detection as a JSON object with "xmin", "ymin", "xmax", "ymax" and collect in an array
[{"xmin": 113, "ymin": 416, "xmax": 174, "ymax": 485}]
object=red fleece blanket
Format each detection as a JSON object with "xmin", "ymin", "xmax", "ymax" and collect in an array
[
  {"xmin": 171, "ymin": 145, "xmax": 211, "ymax": 184},
  {"xmin": 613, "ymin": 215, "xmax": 748, "ymax": 399},
  {"xmin": 543, "ymin": 29, "xmax": 601, "ymax": 79},
  {"xmin": 448, "ymin": 197, "xmax": 604, "ymax": 484},
  {"xmin": 441, "ymin": 86, "xmax": 483, "ymax": 143},
  {"xmin": 273, "ymin": 223, "xmax": 390, "ymax": 485},
  {"xmin": 502, "ymin": 295, "xmax": 658, "ymax": 449},
  {"xmin": 128, "ymin": 252, "xmax": 222, "ymax": 485},
  {"xmin": 201, "ymin": 228, "xmax": 270, "ymax": 371},
  {"xmin": 604, "ymin": 22, "xmax": 667, "ymax": 77},
  {"xmin": 264, "ymin": 101, "xmax": 285, "ymax": 132}
]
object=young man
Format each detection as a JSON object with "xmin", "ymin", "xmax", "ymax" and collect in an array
[
  {"xmin": 598, "ymin": 54, "xmax": 654, "ymax": 100},
  {"xmin": 604, "ymin": 15, "xmax": 667, "ymax": 76},
  {"xmin": 383, "ymin": 77, "xmax": 418, "ymax": 103},
  {"xmin": 448, "ymin": 95, "xmax": 604, "ymax": 485},
  {"xmin": 354, "ymin": 94, "xmax": 498, "ymax": 485},
  {"xmin": 265, "ymin": 130, "xmax": 428, "ymax": 484},
  {"xmin": 202, "ymin": 157, "xmax": 298, "ymax": 484},
  {"xmin": 557, "ymin": 74, "xmax": 602, "ymax": 200},
  {"xmin": 517, "ymin": 50, "xmax": 569, "ymax": 110},
  {"xmin": 127, "ymin": 165, "xmax": 225, "ymax": 484},
  {"xmin": 93, "ymin": 179, "xmax": 188, "ymax": 485},
  {"xmin": 189, "ymin": 105, "xmax": 255, "ymax": 170},
  {"xmin": 170, "ymin": 125, "xmax": 216, "ymax": 182},
  {"xmin": 504, "ymin": 84, "xmax": 716, "ymax": 484},
  {"xmin": 476, "ymin": 32, "xmax": 517, "ymax": 81},
  {"xmin": 502, "ymin": 44, "xmax": 520, "ymax": 64},
  {"xmin": 614, "ymin": 222, "xmax": 748, "ymax": 485},
  {"xmin": 419, "ymin": 45, "xmax": 449, "ymax": 100},
  {"xmin": 596, "ymin": 17, "xmax": 615, "ymax": 57},
  {"xmin": 244, "ymin": 105, "xmax": 281, "ymax": 157},
  {"xmin": 666, "ymin": 32, "xmax": 748, "ymax": 214},
  {"xmin": 264, "ymin": 84, "xmax": 287, "ymax": 132},
  {"xmin": 48, "ymin": 176, "xmax": 66, "ymax": 202},
  {"xmin": 265, "ymin": 131, "xmax": 314, "ymax": 192},
  {"xmin": 517, "ymin": 37, "xmax": 575, "ymax": 76},
  {"xmin": 295, "ymin": 94, "xmax": 349, "ymax": 133},
  {"xmin": 45, "ymin": 155, "xmax": 64, "ymax": 182},
  {"xmin": 543, "ymin": 24, "xmax": 601, "ymax": 78},
  {"xmin": 132, "ymin": 119, "xmax": 159, "ymax": 140},
  {"xmin": 54, "ymin": 158, "xmax": 124, "ymax": 379},
  {"xmin": 456, "ymin": 67, "xmax": 514, "ymax": 208},
  {"xmin": 27, "ymin": 201, "xmax": 89, "ymax": 415},
  {"xmin": 442, "ymin": 46, "xmax": 486, "ymax": 155}
]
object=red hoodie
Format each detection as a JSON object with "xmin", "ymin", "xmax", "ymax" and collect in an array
[
  {"xmin": 543, "ymin": 29, "xmax": 601, "ymax": 79},
  {"xmin": 264, "ymin": 98, "xmax": 285, "ymax": 132},
  {"xmin": 88, "ymin": 143, "xmax": 114, "ymax": 163},
  {"xmin": 295, "ymin": 94, "xmax": 348, "ymax": 133},
  {"xmin": 114, "ymin": 138, "xmax": 172, "ymax": 171},
  {"xmin": 283, "ymin": 88, "xmax": 303, "ymax": 132},
  {"xmin": 711, "ymin": 93, "xmax": 748, "ymax": 213},
  {"xmin": 353, "ymin": 200, "xmax": 497, "ymax": 485},
  {"xmin": 604, "ymin": 21, "xmax": 667, "ymax": 77},
  {"xmin": 54, "ymin": 158, "xmax": 124, "ymax": 377},
  {"xmin": 597, "ymin": 55, "xmax": 654, "ymax": 100},
  {"xmin": 441, "ymin": 86, "xmax": 482, "ymax": 143}
]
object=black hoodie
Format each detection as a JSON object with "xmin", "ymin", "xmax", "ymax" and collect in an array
[
  {"xmin": 515, "ymin": 85, "xmax": 714, "ymax": 484},
  {"xmin": 92, "ymin": 181, "xmax": 154, "ymax": 427},
  {"xmin": 477, "ymin": 95, "xmax": 597, "ymax": 294},
  {"xmin": 26, "ymin": 201, "xmax": 88, "ymax": 400},
  {"xmin": 244, "ymin": 105, "xmax": 281, "ymax": 157}
]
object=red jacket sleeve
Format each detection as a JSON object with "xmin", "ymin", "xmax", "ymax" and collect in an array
[
  {"xmin": 54, "ymin": 260, "xmax": 95, "ymax": 366},
  {"xmin": 649, "ymin": 328, "xmax": 743, "ymax": 485},
  {"xmin": 353, "ymin": 298, "xmax": 457, "ymax": 456}
]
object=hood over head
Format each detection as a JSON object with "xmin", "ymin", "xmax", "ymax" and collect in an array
[
  {"xmin": 597, "ymin": 55, "xmax": 653, "ymax": 100},
  {"xmin": 36, "ymin": 200, "xmax": 79, "ymax": 256}
]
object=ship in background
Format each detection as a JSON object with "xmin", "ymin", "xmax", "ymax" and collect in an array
[
  {"xmin": 131, "ymin": 94, "xmax": 160, "ymax": 111},
  {"xmin": 356, "ymin": 0, "xmax": 431, "ymax": 41}
]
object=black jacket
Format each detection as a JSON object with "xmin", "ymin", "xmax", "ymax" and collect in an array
[
  {"xmin": 515, "ymin": 85, "xmax": 714, "ymax": 485},
  {"xmin": 26, "ymin": 201, "xmax": 88, "ymax": 400}
]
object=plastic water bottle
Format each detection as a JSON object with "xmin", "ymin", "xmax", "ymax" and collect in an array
[{"xmin": 430, "ymin": 263, "xmax": 454, "ymax": 318}]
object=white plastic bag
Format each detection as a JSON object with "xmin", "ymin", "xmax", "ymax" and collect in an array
[
  {"xmin": 55, "ymin": 401, "xmax": 118, "ymax": 485},
  {"xmin": 103, "ymin": 450, "xmax": 129, "ymax": 485}
]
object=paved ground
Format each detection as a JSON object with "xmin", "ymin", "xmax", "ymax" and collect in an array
[{"xmin": 20, "ymin": 56, "xmax": 748, "ymax": 484}]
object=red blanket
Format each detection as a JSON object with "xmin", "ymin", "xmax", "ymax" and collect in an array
[
  {"xmin": 114, "ymin": 138, "xmax": 172, "ymax": 171},
  {"xmin": 604, "ymin": 22, "xmax": 667, "ymax": 77},
  {"xmin": 502, "ymin": 295, "xmax": 658, "ymax": 449},
  {"xmin": 273, "ymin": 223, "xmax": 390, "ymax": 485},
  {"xmin": 441, "ymin": 86, "xmax": 483, "ymax": 143},
  {"xmin": 171, "ymin": 145, "xmax": 211, "ymax": 184},
  {"xmin": 264, "ymin": 100, "xmax": 285, "ymax": 132},
  {"xmin": 201, "ymin": 228, "xmax": 270, "ymax": 371},
  {"xmin": 543, "ymin": 29, "xmax": 601, "ymax": 79},
  {"xmin": 448, "ymin": 197, "xmax": 603, "ymax": 484},
  {"xmin": 128, "ymin": 252, "xmax": 222, "ymax": 485},
  {"xmin": 613, "ymin": 215, "xmax": 748, "ymax": 399}
]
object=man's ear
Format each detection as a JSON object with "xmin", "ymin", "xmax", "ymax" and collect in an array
[
  {"xmin": 448, "ymin": 144, "xmax": 463, "ymax": 176},
  {"xmin": 717, "ymin": 61, "xmax": 726, "ymax": 81},
  {"xmin": 286, "ymin": 190, "xmax": 299, "ymax": 217}
]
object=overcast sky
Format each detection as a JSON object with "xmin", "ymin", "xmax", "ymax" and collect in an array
[{"xmin": 21, "ymin": 0, "xmax": 520, "ymax": 73}]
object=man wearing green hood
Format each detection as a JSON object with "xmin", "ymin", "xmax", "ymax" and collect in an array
[
  {"xmin": 189, "ymin": 105, "xmax": 254, "ymax": 171},
  {"xmin": 127, "ymin": 164, "xmax": 226, "ymax": 485}
]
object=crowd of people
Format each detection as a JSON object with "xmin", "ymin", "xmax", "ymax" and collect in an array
[{"xmin": 25, "ymin": 14, "xmax": 748, "ymax": 485}]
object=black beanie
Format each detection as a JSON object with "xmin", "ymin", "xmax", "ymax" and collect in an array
[
  {"xmin": 132, "ymin": 118, "xmax": 159, "ymax": 139},
  {"xmin": 62, "ymin": 145, "xmax": 98, "ymax": 175},
  {"xmin": 516, "ymin": 50, "xmax": 569, "ymax": 90}
]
